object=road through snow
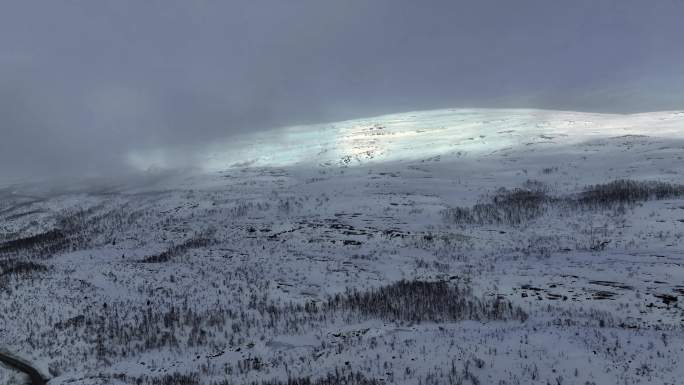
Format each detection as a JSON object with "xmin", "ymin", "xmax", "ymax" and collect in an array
[{"xmin": 0, "ymin": 351, "xmax": 47, "ymax": 385}]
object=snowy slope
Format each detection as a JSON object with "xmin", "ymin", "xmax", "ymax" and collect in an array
[
  {"xmin": 124, "ymin": 108, "xmax": 684, "ymax": 172},
  {"xmin": 1, "ymin": 108, "xmax": 684, "ymax": 385}
]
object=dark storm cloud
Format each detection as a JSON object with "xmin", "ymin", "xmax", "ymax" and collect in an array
[{"xmin": 1, "ymin": 0, "xmax": 683, "ymax": 180}]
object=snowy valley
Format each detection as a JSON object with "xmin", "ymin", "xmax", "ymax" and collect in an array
[{"xmin": 1, "ymin": 109, "xmax": 684, "ymax": 385}]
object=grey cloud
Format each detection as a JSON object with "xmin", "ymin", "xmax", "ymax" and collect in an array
[{"xmin": 1, "ymin": 0, "xmax": 683, "ymax": 181}]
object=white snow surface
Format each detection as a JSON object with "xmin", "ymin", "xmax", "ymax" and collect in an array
[{"xmin": 1, "ymin": 108, "xmax": 684, "ymax": 385}]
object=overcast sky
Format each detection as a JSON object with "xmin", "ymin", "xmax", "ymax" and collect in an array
[{"xmin": 1, "ymin": 0, "xmax": 683, "ymax": 181}]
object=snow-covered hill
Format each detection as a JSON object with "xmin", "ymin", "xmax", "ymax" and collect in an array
[
  {"xmin": 126, "ymin": 108, "xmax": 684, "ymax": 172},
  {"xmin": 1, "ymin": 109, "xmax": 684, "ymax": 385}
]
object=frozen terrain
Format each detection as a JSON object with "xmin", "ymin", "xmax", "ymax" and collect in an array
[{"xmin": 1, "ymin": 108, "xmax": 684, "ymax": 385}]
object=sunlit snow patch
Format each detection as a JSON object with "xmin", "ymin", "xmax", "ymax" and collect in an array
[{"xmin": 126, "ymin": 108, "xmax": 684, "ymax": 172}]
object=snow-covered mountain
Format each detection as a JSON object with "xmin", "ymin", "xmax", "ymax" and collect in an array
[
  {"xmin": 2, "ymin": 109, "xmax": 684, "ymax": 385},
  {"xmin": 126, "ymin": 108, "xmax": 684, "ymax": 172}
]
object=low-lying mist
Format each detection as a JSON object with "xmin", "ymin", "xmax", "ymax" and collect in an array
[{"xmin": 2, "ymin": 0, "xmax": 683, "ymax": 183}]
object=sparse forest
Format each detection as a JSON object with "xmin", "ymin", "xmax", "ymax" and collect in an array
[{"xmin": 1, "ymin": 110, "xmax": 684, "ymax": 385}]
